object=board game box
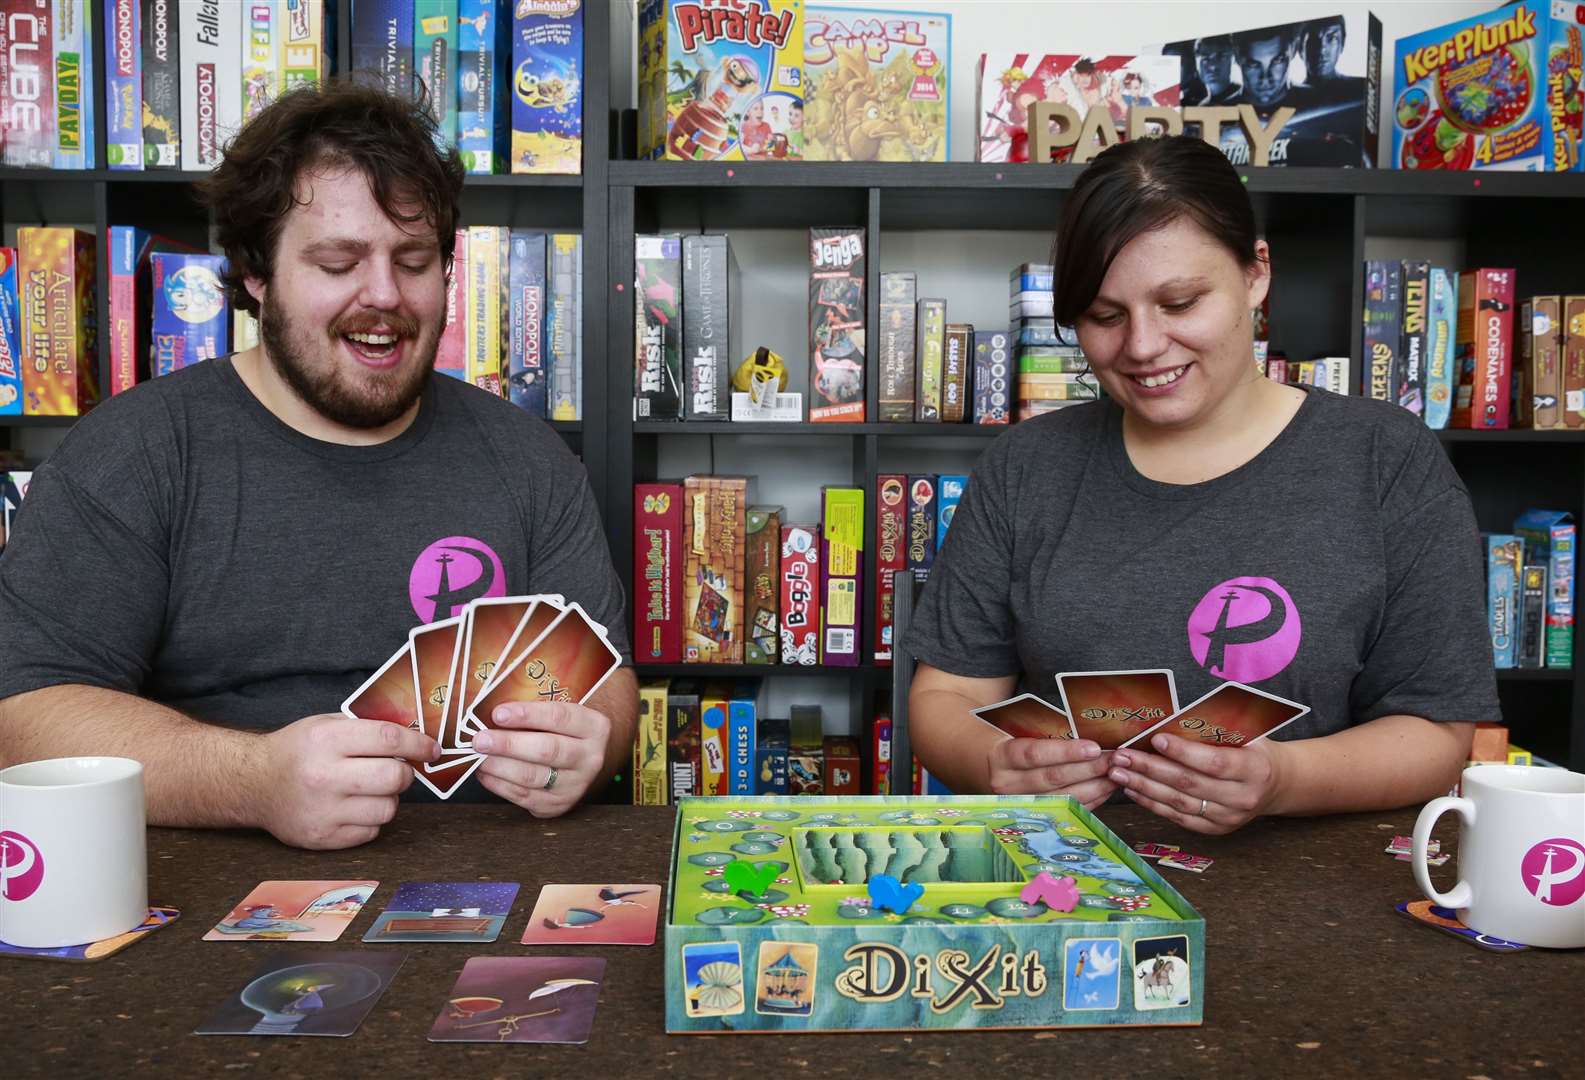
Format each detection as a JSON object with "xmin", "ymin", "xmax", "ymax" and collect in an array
[
  {"xmin": 682, "ymin": 234, "xmax": 738, "ymax": 422},
  {"xmin": 1451, "ymin": 268, "xmax": 1517, "ymax": 429},
  {"xmin": 416, "ymin": 0, "xmax": 460, "ymax": 150},
  {"xmin": 635, "ymin": 481, "xmax": 684, "ymax": 664},
  {"xmin": 941, "ymin": 323, "xmax": 970, "ymax": 422},
  {"xmin": 875, "ymin": 474, "xmax": 905, "ymax": 664},
  {"xmin": 1567, "ymin": 297, "xmax": 1585, "ymax": 429},
  {"xmin": 1362, "ymin": 260, "xmax": 1401, "ymax": 406},
  {"xmin": 878, "ymin": 271, "xmax": 916, "ymax": 422},
  {"xmin": 808, "ymin": 227, "xmax": 865, "ymax": 422},
  {"xmin": 977, "ymin": 53, "xmax": 1180, "ymax": 163},
  {"xmin": 802, "ymin": 6, "xmax": 949, "ymax": 162},
  {"xmin": 457, "ymin": 0, "xmax": 510, "ymax": 173},
  {"xmin": 150, "ymin": 251, "xmax": 225, "ymax": 379},
  {"xmin": 141, "ymin": 0, "xmax": 180, "ymax": 169},
  {"xmin": 819, "ymin": 486, "xmax": 862, "ymax": 666},
  {"xmin": 18, "ymin": 227, "xmax": 98, "ymax": 415},
  {"xmin": 507, "ymin": 230, "xmax": 548, "ymax": 415},
  {"xmin": 972, "ymin": 329, "xmax": 1011, "ymax": 424},
  {"xmin": 1426, "ymin": 267, "xmax": 1457, "ymax": 428},
  {"xmin": 684, "ymin": 475, "xmax": 748, "ymax": 664},
  {"xmin": 668, "ymin": 680, "xmax": 703, "ymax": 800},
  {"xmin": 636, "ymin": 234, "xmax": 683, "ymax": 420},
  {"xmin": 0, "ymin": 248, "xmax": 22, "ymax": 415},
  {"xmin": 665, "ymin": 795, "xmax": 1204, "ymax": 1033},
  {"xmin": 915, "ymin": 297, "xmax": 944, "ymax": 421},
  {"xmin": 547, "ymin": 232, "xmax": 581, "ymax": 420},
  {"xmin": 1519, "ymin": 295, "xmax": 1563, "ymax": 429},
  {"xmin": 745, "ymin": 506, "xmax": 781, "ymax": 665},
  {"xmin": 779, "ymin": 523, "xmax": 819, "ymax": 665},
  {"xmin": 906, "ymin": 474, "xmax": 935, "ymax": 581},
  {"xmin": 510, "ymin": 0, "xmax": 583, "ymax": 174}
]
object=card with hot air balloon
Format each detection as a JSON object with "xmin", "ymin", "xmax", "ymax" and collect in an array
[
  {"xmin": 427, "ymin": 956, "xmax": 605, "ymax": 1044},
  {"xmin": 519, "ymin": 883, "xmax": 661, "ymax": 946}
]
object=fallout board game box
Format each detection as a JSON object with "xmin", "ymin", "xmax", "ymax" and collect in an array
[
  {"xmin": 809, "ymin": 227, "xmax": 866, "ymax": 422},
  {"xmin": 665, "ymin": 795, "xmax": 1204, "ymax": 1032},
  {"xmin": 639, "ymin": 0, "xmax": 805, "ymax": 161},
  {"xmin": 1392, "ymin": 2, "xmax": 1583, "ymax": 172},
  {"xmin": 803, "ymin": 6, "xmax": 949, "ymax": 162},
  {"xmin": 511, "ymin": 0, "xmax": 584, "ymax": 174},
  {"xmin": 684, "ymin": 475, "xmax": 749, "ymax": 664},
  {"xmin": 1152, "ymin": 13, "xmax": 1383, "ymax": 167},
  {"xmin": 977, "ymin": 53, "xmax": 1179, "ymax": 163}
]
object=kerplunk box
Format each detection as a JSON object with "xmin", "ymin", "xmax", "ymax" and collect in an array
[{"xmin": 665, "ymin": 795, "xmax": 1204, "ymax": 1033}]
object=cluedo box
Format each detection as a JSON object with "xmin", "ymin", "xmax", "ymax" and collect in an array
[{"xmin": 666, "ymin": 795, "xmax": 1204, "ymax": 1032}]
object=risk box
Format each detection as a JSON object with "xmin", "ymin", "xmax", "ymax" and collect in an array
[
  {"xmin": 906, "ymin": 474, "xmax": 936, "ymax": 583},
  {"xmin": 779, "ymin": 523, "xmax": 820, "ymax": 665},
  {"xmin": 875, "ymin": 474, "xmax": 906, "ymax": 664},
  {"xmin": 1392, "ymin": 3, "xmax": 1584, "ymax": 173},
  {"xmin": 664, "ymin": 795, "xmax": 1205, "ymax": 1033},
  {"xmin": 941, "ymin": 323, "xmax": 971, "ymax": 422},
  {"xmin": 1362, "ymin": 260, "xmax": 1401, "ymax": 406},
  {"xmin": 1451, "ymin": 268, "xmax": 1517, "ymax": 429},
  {"xmin": 510, "ymin": 0, "xmax": 583, "ymax": 175},
  {"xmin": 507, "ymin": 230, "xmax": 548, "ymax": 416},
  {"xmin": 141, "ymin": 0, "xmax": 180, "ymax": 169},
  {"xmin": 547, "ymin": 233, "xmax": 582, "ymax": 419},
  {"xmin": 1518, "ymin": 296, "xmax": 1563, "ymax": 429},
  {"xmin": 682, "ymin": 234, "xmax": 739, "ymax": 421},
  {"xmin": 635, "ymin": 234, "xmax": 683, "ymax": 420},
  {"xmin": 684, "ymin": 475, "xmax": 748, "ymax": 664},
  {"xmin": 638, "ymin": 0, "xmax": 804, "ymax": 161},
  {"xmin": 1398, "ymin": 260, "xmax": 1429, "ymax": 417},
  {"xmin": 16, "ymin": 227, "xmax": 97, "ymax": 416},
  {"xmin": 802, "ymin": 6, "xmax": 950, "ymax": 162},
  {"xmin": 149, "ymin": 251, "xmax": 225, "ymax": 380},
  {"xmin": 936, "ymin": 475, "xmax": 965, "ymax": 550},
  {"xmin": 1515, "ymin": 509, "xmax": 1576, "ymax": 668},
  {"xmin": 635, "ymin": 482, "xmax": 684, "ymax": 664},
  {"xmin": 809, "ymin": 227, "xmax": 865, "ymax": 422},
  {"xmin": 1566, "ymin": 296, "xmax": 1585, "ymax": 428},
  {"xmin": 745, "ymin": 506, "xmax": 782, "ymax": 665},
  {"xmin": 915, "ymin": 298, "xmax": 945, "ymax": 421},
  {"xmin": 0, "ymin": 248, "xmax": 22, "ymax": 415},
  {"xmin": 1487, "ymin": 534, "xmax": 1523, "ymax": 668},
  {"xmin": 972, "ymin": 329, "xmax": 1010, "ymax": 424},
  {"xmin": 821, "ymin": 735, "xmax": 861, "ymax": 795},
  {"xmin": 636, "ymin": 679, "xmax": 670, "ymax": 805},
  {"xmin": 877, "ymin": 271, "xmax": 917, "ymax": 423},
  {"xmin": 977, "ymin": 54, "xmax": 1180, "ymax": 163},
  {"xmin": 819, "ymin": 486, "xmax": 863, "ymax": 666},
  {"xmin": 667, "ymin": 679, "xmax": 703, "ymax": 800},
  {"xmin": 1426, "ymin": 267, "xmax": 1457, "ymax": 428}
]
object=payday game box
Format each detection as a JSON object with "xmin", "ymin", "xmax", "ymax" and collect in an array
[{"xmin": 665, "ymin": 795, "xmax": 1204, "ymax": 1033}]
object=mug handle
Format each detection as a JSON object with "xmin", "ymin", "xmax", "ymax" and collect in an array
[{"xmin": 1413, "ymin": 796, "xmax": 1474, "ymax": 910}]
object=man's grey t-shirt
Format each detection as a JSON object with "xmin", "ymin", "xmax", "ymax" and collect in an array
[
  {"xmin": 905, "ymin": 386, "xmax": 1501, "ymax": 741},
  {"xmin": 0, "ymin": 357, "xmax": 630, "ymax": 801}
]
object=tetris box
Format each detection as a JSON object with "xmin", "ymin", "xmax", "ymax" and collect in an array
[{"xmin": 665, "ymin": 795, "xmax": 1204, "ymax": 1033}]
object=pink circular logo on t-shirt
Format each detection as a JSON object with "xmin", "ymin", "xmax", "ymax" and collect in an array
[
  {"xmin": 409, "ymin": 536, "xmax": 506, "ymax": 623},
  {"xmin": 0, "ymin": 830, "xmax": 44, "ymax": 902},
  {"xmin": 1187, "ymin": 576, "xmax": 1302, "ymax": 683},
  {"xmin": 1521, "ymin": 837, "xmax": 1585, "ymax": 907}
]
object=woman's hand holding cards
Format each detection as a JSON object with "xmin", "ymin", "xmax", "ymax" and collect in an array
[
  {"xmin": 472, "ymin": 700, "xmax": 611, "ymax": 817},
  {"xmin": 1109, "ymin": 733, "xmax": 1289, "ymax": 835},
  {"xmin": 986, "ymin": 736, "xmax": 1118, "ymax": 810}
]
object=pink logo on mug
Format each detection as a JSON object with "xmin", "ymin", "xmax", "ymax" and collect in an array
[
  {"xmin": 0, "ymin": 830, "xmax": 44, "ymax": 901},
  {"xmin": 1520, "ymin": 837, "xmax": 1585, "ymax": 907}
]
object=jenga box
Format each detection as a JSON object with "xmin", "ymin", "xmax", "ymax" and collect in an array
[
  {"xmin": 1563, "ymin": 296, "xmax": 1585, "ymax": 428},
  {"xmin": 1520, "ymin": 296, "xmax": 1563, "ymax": 429},
  {"xmin": 682, "ymin": 234, "xmax": 739, "ymax": 421},
  {"xmin": 878, "ymin": 271, "xmax": 917, "ymax": 422},
  {"xmin": 666, "ymin": 680, "xmax": 702, "ymax": 801},
  {"xmin": 875, "ymin": 474, "xmax": 906, "ymax": 664},
  {"xmin": 819, "ymin": 486, "xmax": 863, "ymax": 666},
  {"xmin": 0, "ymin": 249, "xmax": 23, "ymax": 415},
  {"xmin": 683, "ymin": 475, "xmax": 748, "ymax": 663},
  {"xmin": 638, "ymin": 0, "xmax": 804, "ymax": 161},
  {"xmin": 636, "ymin": 679, "xmax": 670, "ymax": 805},
  {"xmin": 779, "ymin": 523, "xmax": 820, "ymax": 665},
  {"xmin": 809, "ymin": 227, "xmax": 866, "ymax": 422},
  {"xmin": 822, "ymin": 735, "xmax": 862, "ymax": 795},
  {"xmin": 635, "ymin": 234, "xmax": 683, "ymax": 420},
  {"xmin": 17, "ymin": 227, "xmax": 98, "ymax": 416},
  {"xmin": 942, "ymin": 323, "xmax": 971, "ymax": 422},
  {"xmin": 744, "ymin": 506, "xmax": 782, "ymax": 665},
  {"xmin": 972, "ymin": 329, "xmax": 1011, "ymax": 424},
  {"xmin": 634, "ymin": 482, "xmax": 684, "ymax": 664},
  {"xmin": 699, "ymin": 682, "xmax": 732, "ymax": 796},
  {"xmin": 906, "ymin": 474, "xmax": 936, "ymax": 582},
  {"xmin": 1451, "ymin": 269, "xmax": 1517, "ymax": 429},
  {"xmin": 915, "ymin": 297, "xmax": 945, "ymax": 420}
]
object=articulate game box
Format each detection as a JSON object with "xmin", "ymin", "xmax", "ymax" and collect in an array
[
  {"xmin": 665, "ymin": 796, "xmax": 1204, "ymax": 1033},
  {"xmin": 682, "ymin": 234, "xmax": 739, "ymax": 422},
  {"xmin": 779, "ymin": 523, "xmax": 820, "ymax": 665},
  {"xmin": 149, "ymin": 251, "xmax": 225, "ymax": 380},
  {"xmin": 878, "ymin": 271, "xmax": 917, "ymax": 422},
  {"xmin": 17, "ymin": 227, "xmax": 98, "ymax": 415},
  {"xmin": 510, "ymin": 0, "xmax": 583, "ymax": 174},
  {"xmin": 1392, "ymin": 2, "xmax": 1584, "ymax": 172},
  {"xmin": 808, "ymin": 227, "xmax": 866, "ymax": 422},
  {"xmin": 1451, "ymin": 268, "xmax": 1517, "ymax": 429},
  {"xmin": 684, "ymin": 475, "xmax": 749, "ymax": 664},
  {"xmin": 1153, "ymin": 13, "xmax": 1382, "ymax": 167},
  {"xmin": 875, "ymin": 474, "xmax": 906, "ymax": 664},
  {"xmin": 802, "ymin": 6, "xmax": 949, "ymax": 162},
  {"xmin": 636, "ymin": 234, "xmax": 683, "ymax": 420},
  {"xmin": 635, "ymin": 482, "xmax": 684, "ymax": 664},
  {"xmin": 745, "ymin": 506, "xmax": 782, "ymax": 665},
  {"xmin": 977, "ymin": 53, "xmax": 1180, "ymax": 163},
  {"xmin": 819, "ymin": 486, "xmax": 863, "ymax": 666},
  {"xmin": 639, "ymin": 0, "xmax": 805, "ymax": 161}
]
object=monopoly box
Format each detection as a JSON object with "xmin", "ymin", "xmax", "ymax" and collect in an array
[{"xmin": 665, "ymin": 795, "xmax": 1204, "ymax": 1033}]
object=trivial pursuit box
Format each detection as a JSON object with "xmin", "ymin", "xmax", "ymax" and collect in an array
[{"xmin": 665, "ymin": 795, "xmax": 1204, "ymax": 1033}]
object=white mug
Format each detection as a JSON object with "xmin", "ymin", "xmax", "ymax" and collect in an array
[
  {"xmin": 1413, "ymin": 765, "xmax": 1585, "ymax": 949},
  {"xmin": 0, "ymin": 757, "xmax": 148, "ymax": 949}
]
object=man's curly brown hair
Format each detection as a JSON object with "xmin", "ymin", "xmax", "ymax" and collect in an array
[{"xmin": 195, "ymin": 79, "xmax": 466, "ymax": 317}]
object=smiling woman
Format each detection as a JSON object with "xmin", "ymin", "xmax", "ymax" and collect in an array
[{"xmin": 902, "ymin": 135, "xmax": 1500, "ymax": 837}]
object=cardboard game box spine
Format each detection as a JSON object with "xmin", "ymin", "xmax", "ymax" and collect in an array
[
  {"xmin": 434, "ymin": 228, "xmax": 466, "ymax": 381},
  {"xmin": 682, "ymin": 475, "xmax": 747, "ymax": 665},
  {"xmin": 415, "ymin": 0, "xmax": 459, "ymax": 150},
  {"xmin": 878, "ymin": 272, "xmax": 916, "ymax": 422},
  {"xmin": 822, "ymin": 735, "xmax": 861, "ymax": 796},
  {"xmin": 699, "ymin": 686, "xmax": 729, "ymax": 797},
  {"xmin": 1425, "ymin": 267, "xmax": 1456, "ymax": 428},
  {"xmin": 779, "ymin": 523, "xmax": 820, "ymax": 665},
  {"xmin": 239, "ymin": 0, "xmax": 281, "ymax": 126},
  {"xmin": 510, "ymin": 0, "xmax": 582, "ymax": 174},
  {"xmin": 681, "ymin": 234, "xmax": 736, "ymax": 422},
  {"xmin": 906, "ymin": 474, "xmax": 936, "ymax": 583},
  {"xmin": 666, "ymin": 680, "xmax": 702, "ymax": 801},
  {"xmin": 1520, "ymin": 296, "xmax": 1563, "ymax": 429},
  {"xmin": 506, "ymin": 229, "xmax": 547, "ymax": 415},
  {"xmin": 1566, "ymin": 297, "xmax": 1585, "ymax": 428},
  {"xmin": 149, "ymin": 251, "xmax": 225, "ymax": 378},
  {"xmin": 547, "ymin": 232, "xmax": 581, "ymax": 420},
  {"xmin": 18, "ymin": 227, "xmax": 98, "ymax": 416},
  {"xmin": 280, "ymin": 0, "xmax": 326, "ymax": 92},
  {"xmin": 1362, "ymin": 260, "xmax": 1400, "ymax": 405},
  {"xmin": 351, "ymin": 0, "xmax": 412, "ymax": 100},
  {"xmin": 635, "ymin": 679, "xmax": 669, "ymax": 805},
  {"xmin": 464, "ymin": 225, "xmax": 503, "ymax": 396},
  {"xmin": 107, "ymin": 225, "xmax": 150, "ymax": 394},
  {"xmin": 1451, "ymin": 269, "xmax": 1516, "ymax": 429},
  {"xmin": 179, "ymin": 0, "xmax": 240, "ymax": 171},
  {"xmin": 634, "ymin": 233, "xmax": 682, "ymax": 420},
  {"xmin": 789, "ymin": 704, "xmax": 823, "ymax": 795},
  {"xmin": 941, "ymin": 323, "xmax": 971, "ymax": 422},
  {"xmin": 867, "ymin": 715, "xmax": 891, "ymax": 795},
  {"xmin": 1515, "ymin": 509, "xmax": 1576, "ymax": 668},
  {"xmin": 141, "ymin": 0, "xmax": 179, "ymax": 168},
  {"xmin": 106, "ymin": 0, "xmax": 142, "ymax": 168},
  {"xmin": 819, "ymin": 486, "xmax": 863, "ymax": 667},
  {"xmin": 875, "ymin": 474, "xmax": 905, "ymax": 664},
  {"xmin": 1518, "ymin": 563, "xmax": 1547, "ymax": 668},
  {"xmin": 972, "ymin": 329, "xmax": 1010, "ymax": 424},
  {"xmin": 936, "ymin": 475, "xmax": 965, "ymax": 551},
  {"xmin": 1487, "ymin": 534, "xmax": 1522, "ymax": 668},
  {"xmin": 727, "ymin": 684, "xmax": 758, "ymax": 796},
  {"xmin": 456, "ymin": 0, "xmax": 508, "ymax": 173},
  {"xmin": 915, "ymin": 297, "xmax": 945, "ymax": 420},
  {"xmin": 53, "ymin": 0, "xmax": 96, "ymax": 169},
  {"xmin": 1398, "ymin": 260, "xmax": 1428, "ymax": 417},
  {"xmin": 755, "ymin": 716, "xmax": 788, "ymax": 795},
  {"xmin": 744, "ymin": 505, "xmax": 781, "ymax": 665},
  {"xmin": 808, "ymin": 227, "xmax": 866, "ymax": 422},
  {"xmin": 634, "ymin": 481, "xmax": 683, "ymax": 664},
  {"xmin": 0, "ymin": 249, "xmax": 22, "ymax": 416},
  {"xmin": 1, "ymin": 1, "xmax": 56, "ymax": 167}
]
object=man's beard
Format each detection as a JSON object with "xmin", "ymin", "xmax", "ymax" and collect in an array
[{"xmin": 259, "ymin": 301, "xmax": 435, "ymax": 429}]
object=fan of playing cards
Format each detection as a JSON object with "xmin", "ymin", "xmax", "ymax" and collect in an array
[
  {"xmin": 971, "ymin": 669, "xmax": 1311, "ymax": 750},
  {"xmin": 341, "ymin": 595, "xmax": 623, "ymax": 799}
]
